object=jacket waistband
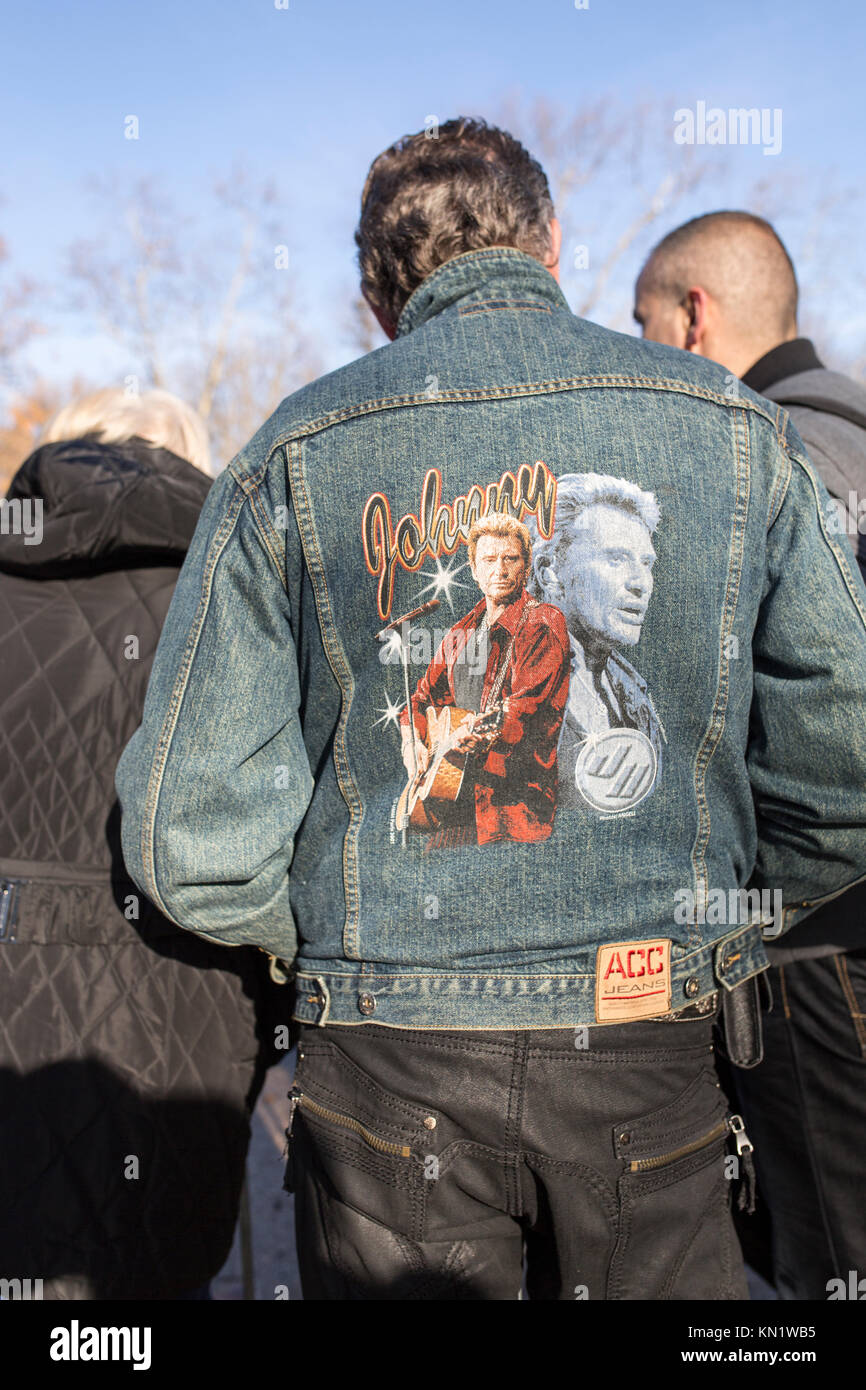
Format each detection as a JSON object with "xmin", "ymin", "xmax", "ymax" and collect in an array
[{"xmin": 292, "ymin": 923, "xmax": 768, "ymax": 1029}]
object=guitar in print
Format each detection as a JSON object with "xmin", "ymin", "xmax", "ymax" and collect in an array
[{"xmin": 396, "ymin": 703, "xmax": 504, "ymax": 832}]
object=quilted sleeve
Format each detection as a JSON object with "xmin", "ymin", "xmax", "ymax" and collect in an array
[{"xmin": 115, "ymin": 461, "xmax": 312, "ymax": 959}]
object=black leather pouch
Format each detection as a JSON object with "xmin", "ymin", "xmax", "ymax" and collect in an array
[{"xmin": 718, "ymin": 974, "xmax": 768, "ymax": 1069}]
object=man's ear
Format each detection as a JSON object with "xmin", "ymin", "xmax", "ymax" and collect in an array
[
  {"xmin": 683, "ymin": 286, "xmax": 711, "ymax": 354},
  {"xmin": 545, "ymin": 217, "xmax": 563, "ymax": 284}
]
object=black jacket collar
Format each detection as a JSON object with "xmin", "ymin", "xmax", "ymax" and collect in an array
[{"xmin": 742, "ymin": 338, "xmax": 824, "ymax": 395}]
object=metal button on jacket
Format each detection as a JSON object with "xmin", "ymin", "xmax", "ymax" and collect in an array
[{"xmin": 358, "ymin": 991, "xmax": 376, "ymax": 1016}]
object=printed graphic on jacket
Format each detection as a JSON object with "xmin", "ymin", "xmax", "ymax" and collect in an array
[
  {"xmin": 363, "ymin": 464, "xmax": 664, "ymax": 845},
  {"xmin": 526, "ymin": 473, "xmax": 666, "ymax": 813}
]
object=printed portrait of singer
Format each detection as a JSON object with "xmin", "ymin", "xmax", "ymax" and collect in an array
[
  {"xmin": 398, "ymin": 513, "xmax": 571, "ymax": 848},
  {"xmin": 526, "ymin": 473, "xmax": 666, "ymax": 813}
]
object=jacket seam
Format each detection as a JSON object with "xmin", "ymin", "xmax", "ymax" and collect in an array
[
  {"xmin": 794, "ymin": 453, "xmax": 866, "ymax": 628},
  {"xmin": 457, "ymin": 303, "xmax": 554, "ymax": 316},
  {"xmin": 689, "ymin": 406, "xmax": 750, "ymax": 943},
  {"xmin": 231, "ymin": 379, "xmax": 783, "ymax": 467},
  {"xmin": 295, "ymin": 970, "xmax": 598, "ymax": 982},
  {"xmin": 137, "ymin": 480, "xmax": 248, "ymax": 927},
  {"xmin": 294, "ymin": 947, "xmax": 753, "ymax": 982},
  {"xmin": 229, "ymin": 463, "xmax": 285, "ymax": 581},
  {"xmin": 766, "ymin": 441, "xmax": 792, "ymax": 529},
  {"xmin": 285, "ymin": 438, "xmax": 363, "ymax": 958},
  {"xmin": 457, "ymin": 296, "xmax": 553, "ymax": 307}
]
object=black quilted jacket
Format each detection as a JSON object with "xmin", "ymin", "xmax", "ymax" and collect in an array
[{"xmin": 0, "ymin": 436, "xmax": 285, "ymax": 1299}]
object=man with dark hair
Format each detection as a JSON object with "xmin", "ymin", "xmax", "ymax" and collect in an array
[
  {"xmin": 636, "ymin": 211, "xmax": 866, "ymax": 1300},
  {"xmin": 119, "ymin": 126, "xmax": 866, "ymax": 1301},
  {"xmin": 357, "ymin": 117, "xmax": 559, "ymax": 337}
]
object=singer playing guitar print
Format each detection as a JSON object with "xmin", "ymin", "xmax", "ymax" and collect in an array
[
  {"xmin": 396, "ymin": 703, "xmax": 504, "ymax": 832},
  {"xmin": 397, "ymin": 513, "xmax": 571, "ymax": 848}
]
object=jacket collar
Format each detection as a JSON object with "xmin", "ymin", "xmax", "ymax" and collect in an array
[
  {"xmin": 396, "ymin": 248, "xmax": 570, "ymax": 337},
  {"xmin": 742, "ymin": 338, "xmax": 824, "ymax": 395}
]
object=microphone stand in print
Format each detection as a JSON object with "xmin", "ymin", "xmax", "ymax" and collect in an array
[{"xmin": 376, "ymin": 598, "xmax": 441, "ymax": 846}]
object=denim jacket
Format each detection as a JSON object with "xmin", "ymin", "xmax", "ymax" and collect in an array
[{"xmin": 116, "ymin": 248, "xmax": 866, "ymax": 1029}]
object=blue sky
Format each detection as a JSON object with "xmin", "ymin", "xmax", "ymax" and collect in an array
[{"xmin": 2, "ymin": 0, "xmax": 864, "ymax": 387}]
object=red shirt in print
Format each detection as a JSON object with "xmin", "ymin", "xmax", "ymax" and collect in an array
[{"xmin": 401, "ymin": 588, "xmax": 571, "ymax": 844}]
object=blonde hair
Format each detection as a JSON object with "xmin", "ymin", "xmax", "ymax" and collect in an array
[
  {"xmin": 467, "ymin": 512, "xmax": 532, "ymax": 566},
  {"xmin": 42, "ymin": 388, "xmax": 212, "ymax": 476}
]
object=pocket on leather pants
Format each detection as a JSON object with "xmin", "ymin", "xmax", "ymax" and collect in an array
[
  {"xmin": 287, "ymin": 1038, "xmax": 435, "ymax": 1243},
  {"xmin": 606, "ymin": 1068, "xmax": 743, "ymax": 1300}
]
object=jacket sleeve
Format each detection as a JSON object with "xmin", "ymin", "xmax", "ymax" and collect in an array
[
  {"xmin": 115, "ymin": 459, "xmax": 313, "ymax": 959},
  {"xmin": 747, "ymin": 422, "xmax": 866, "ymax": 934},
  {"xmin": 784, "ymin": 404, "xmax": 862, "ymax": 568}
]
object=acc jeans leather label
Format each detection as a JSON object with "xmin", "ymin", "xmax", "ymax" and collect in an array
[{"xmin": 595, "ymin": 938, "xmax": 671, "ymax": 1022}]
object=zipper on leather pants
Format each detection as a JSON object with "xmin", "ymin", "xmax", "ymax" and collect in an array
[
  {"xmin": 286, "ymin": 1088, "xmax": 411, "ymax": 1158},
  {"xmin": 728, "ymin": 1112, "xmax": 757, "ymax": 1213},
  {"xmin": 626, "ymin": 1112, "xmax": 752, "ymax": 1173}
]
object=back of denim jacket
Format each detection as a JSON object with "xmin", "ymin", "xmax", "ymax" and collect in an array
[{"xmin": 117, "ymin": 249, "xmax": 866, "ymax": 1029}]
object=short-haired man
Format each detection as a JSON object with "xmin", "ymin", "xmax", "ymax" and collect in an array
[
  {"xmin": 634, "ymin": 210, "xmax": 866, "ymax": 573},
  {"xmin": 528, "ymin": 473, "xmax": 665, "ymax": 813},
  {"xmin": 398, "ymin": 513, "xmax": 570, "ymax": 847},
  {"xmin": 118, "ymin": 126, "xmax": 866, "ymax": 1301},
  {"xmin": 636, "ymin": 210, "xmax": 866, "ymax": 1300}
]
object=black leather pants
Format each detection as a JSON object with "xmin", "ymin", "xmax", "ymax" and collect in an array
[{"xmin": 287, "ymin": 1013, "xmax": 748, "ymax": 1300}]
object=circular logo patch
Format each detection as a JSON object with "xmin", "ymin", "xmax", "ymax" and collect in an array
[{"xmin": 574, "ymin": 728, "xmax": 657, "ymax": 813}]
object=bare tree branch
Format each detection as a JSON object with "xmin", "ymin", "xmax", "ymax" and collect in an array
[
  {"xmin": 64, "ymin": 170, "xmax": 321, "ymax": 461},
  {"xmin": 196, "ymin": 216, "xmax": 255, "ymax": 419}
]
